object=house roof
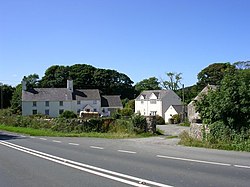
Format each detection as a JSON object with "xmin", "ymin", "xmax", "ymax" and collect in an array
[
  {"xmin": 169, "ymin": 105, "xmax": 184, "ymax": 114},
  {"xmin": 135, "ymin": 90, "xmax": 180, "ymax": 100},
  {"xmin": 22, "ymin": 88, "xmax": 101, "ymax": 101},
  {"xmin": 101, "ymin": 95, "xmax": 123, "ymax": 108},
  {"xmin": 193, "ymin": 85, "xmax": 217, "ymax": 101}
]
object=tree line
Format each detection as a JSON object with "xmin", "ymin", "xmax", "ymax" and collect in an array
[{"xmin": 0, "ymin": 61, "xmax": 249, "ymax": 114}]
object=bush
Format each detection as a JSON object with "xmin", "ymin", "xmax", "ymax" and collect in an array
[
  {"xmin": 59, "ymin": 110, "xmax": 77, "ymax": 119},
  {"xmin": 156, "ymin": 115, "xmax": 165, "ymax": 125},
  {"xmin": 171, "ymin": 114, "xmax": 181, "ymax": 124},
  {"xmin": 131, "ymin": 114, "xmax": 147, "ymax": 133},
  {"xmin": 120, "ymin": 108, "xmax": 133, "ymax": 117}
]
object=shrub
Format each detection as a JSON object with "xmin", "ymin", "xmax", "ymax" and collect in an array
[
  {"xmin": 120, "ymin": 108, "xmax": 133, "ymax": 117},
  {"xmin": 131, "ymin": 114, "xmax": 147, "ymax": 133},
  {"xmin": 59, "ymin": 110, "xmax": 77, "ymax": 119},
  {"xmin": 156, "ymin": 115, "xmax": 165, "ymax": 125},
  {"xmin": 172, "ymin": 114, "xmax": 181, "ymax": 124}
]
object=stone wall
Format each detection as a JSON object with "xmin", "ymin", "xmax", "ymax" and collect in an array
[
  {"xmin": 145, "ymin": 116, "xmax": 156, "ymax": 134},
  {"xmin": 189, "ymin": 123, "xmax": 209, "ymax": 140}
]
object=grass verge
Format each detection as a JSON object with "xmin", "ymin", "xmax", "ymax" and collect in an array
[{"xmin": 0, "ymin": 124, "xmax": 153, "ymax": 139}]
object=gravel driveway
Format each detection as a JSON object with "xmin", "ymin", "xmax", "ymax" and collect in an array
[{"xmin": 156, "ymin": 124, "xmax": 189, "ymax": 136}]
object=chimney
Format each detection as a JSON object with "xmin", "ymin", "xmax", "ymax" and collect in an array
[
  {"xmin": 67, "ymin": 80, "xmax": 73, "ymax": 91},
  {"xmin": 22, "ymin": 80, "xmax": 27, "ymax": 91}
]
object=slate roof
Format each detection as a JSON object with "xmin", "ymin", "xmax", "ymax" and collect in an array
[
  {"xmin": 193, "ymin": 85, "xmax": 217, "ymax": 101},
  {"xmin": 135, "ymin": 90, "xmax": 179, "ymax": 100},
  {"xmin": 170, "ymin": 105, "xmax": 184, "ymax": 114},
  {"xmin": 22, "ymin": 88, "xmax": 101, "ymax": 101},
  {"xmin": 101, "ymin": 95, "xmax": 123, "ymax": 108}
]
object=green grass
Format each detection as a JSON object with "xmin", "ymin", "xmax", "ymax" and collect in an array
[{"xmin": 0, "ymin": 124, "xmax": 153, "ymax": 139}]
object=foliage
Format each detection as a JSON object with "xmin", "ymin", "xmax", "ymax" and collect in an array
[
  {"xmin": 179, "ymin": 123, "xmax": 250, "ymax": 152},
  {"xmin": 171, "ymin": 114, "xmax": 181, "ymax": 124},
  {"xmin": 176, "ymin": 84, "xmax": 200, "ymax": 105},
  {"xmin": 131, "ymin": 114, "xmax": 147, "ymax": 133},
  {"xmin": 10, "ymin": 84, "xmax": 22, "ymax": 114},
  {"xmin": 197, "ymin": 63, "xmax": 236, "ymax": 89},
  {"xmin": 39, "ymin": 64, "xmax": 135, "ymax": 99},
  {"xmin": 120, "ymin": 108, "xmax": 134, "ymax": 117},
  {"xmin": 196, "ymin": 69, "xmax": 250, "ymax": 131},
  {"xmin": 161, "ymin": 72, "xmax": 182, "ymax": 91},
  {"xmin": 59, "ymin": 110, "xmax": 77, "ymax": 119},
  {"xmin": 0, "ymin": 84, "xmax": 14, "ymax": 109},
  {"xmin": 156, "ymin": 115, "xmax": 165, "ymax": 125},
  {"xmin": 23, "ymin": 74, "xmax": 40, "ymax": 89},
  {"xmin": 125, "ymin": 99, "xmax": 135, "ymax": 112},
  {"xmin": 135, "ymin": 77, "xmax": 161, "ymax": 94}
]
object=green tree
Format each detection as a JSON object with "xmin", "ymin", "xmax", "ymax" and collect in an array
[
  {"xmin": 161, "ymin": 72, "xmax": 182, "ymax": 91},
  {"xmin": 11, "ymin": 84, "xmax": 22, "ymax": 114},
  {"xmin": 196, "ymin": 69, "xmax": 250, "ymax": 131},
  {"xmin": 40, "ymin": 64, "xmax": 135, "ymax": 99},
  {"xmin": 135, "ymin": 77, "xmax": 161, "ymax": 94},
  {"xmin": 39, "ymin": 65, "xmax": 70, "ymax": 88},
  {"xmin": 23, "ymin": 74, "xmax": 39, "ymax": 89},
  {"xmin": 197, "ymin": 63, "xmax": 236, "ymax": 89},
  {"xmin": 0, "ymin": 84, "xmax": 14, "ymax": 108}
]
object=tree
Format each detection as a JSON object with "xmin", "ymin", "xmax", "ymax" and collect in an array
[
  {"xmin": 11, "ymin": 84, "xmax": 22, "ymax": 114},
  {"xmin": 39, "ymin": 64, "xmax": 135, "ymax": 99},
  {"xmin": 23, "ymin": 74, "xmax": 39, "ymax": 89},
  {"xmin": 161, "ymin": 72, "xmax": 182, "ymax": 91},
  {"xmin": 197, "ymin": 63, "xmax": 236, "ymax": 89},
  {"xmin": 135, "ymin": 77, "xmax": 161, "ymax": 94},
  {"xmin": 0, "ymin": 84, "xmax": 14, "ymax": 108},
  {"xmin": 39, "ymin": 65, "xmax": 70, "ymax": 88},
  {"xmin": 196, "ymin": 69, "xmax": 250, "ymax": 131}
]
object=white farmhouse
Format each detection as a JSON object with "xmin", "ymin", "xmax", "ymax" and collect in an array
[
  {"xmin": 135, "ymin": 90, "xmax": 182, "ymax": 122},
  {"xmin": 22, "ymin": 80, "xmax": 123, "ymax": 117}
]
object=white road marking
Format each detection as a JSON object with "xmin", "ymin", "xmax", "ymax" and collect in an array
[
  {"xmin": 157, "ymin": 155, "xmax": 231, "ymax": 166},
  {"xmin": 39, "ymin": 138, "xmax": 47, "ymax": 141},
  {"xmin": 0, "ymin": 141, "xmax": 173, "ymax": 187},
  {"xmin": 234, "ymin": 165, "xmax": 250, "ymax": 169},
  {"xmin": 20, "ymin": 135, "xmax": 26, "ymax": 138},
  {"xmin": 118, "ymin": 150, "xmax": 137, "ymax": 154},
  {"xmin": 90, "ymin": 146, "xmax": 104, "ymax": 150},
  {"xmin": 52, "ymin": 140, "xmax": 62, "ymax": 143},
  {"xmin": 68, "ymin": 143, "xmax": 79, "ymax": 146},
  {"xmin": 30, "ymin": 136, "xmax": 35, "ymax": 139}
]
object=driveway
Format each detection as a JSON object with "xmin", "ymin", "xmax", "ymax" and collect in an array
[{"xmin": 157, "ymin": 124, "xmax": 189, "ymax": 136}]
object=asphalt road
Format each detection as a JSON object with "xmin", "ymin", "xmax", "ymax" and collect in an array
[{"xmin": 0, "ymin": 131, "xmax": 250, "ymax": 187}]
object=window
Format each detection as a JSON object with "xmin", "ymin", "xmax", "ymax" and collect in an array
[
  {"xmin": 77, "ymin": 109, "xmax": 81, "ymax": 114},
  {"xmin": 93, "ymin": 100, "xmax": 97, "ymax": 104},
  {"xmin": 59, "ymin": 109, "xmax": 64, "ymax": 114},
  {"xmin": 32, "ymin": 110, "xmax": 37, "ymax": 115},
  {"xmin": 77, "ymin": 100, "xmax": 81, "ymax": 105},
  {"xmin": 94, "ymin": 108, "xmax": 97, "ymax": 112},
  {"xmin": 33, "ymin": 101, "xmax": 37, "ymax": 107},
  {"xmin": 45, "ymin": 101, "xmax": 49, "ymax": 107},
  {"xmin": 150, "ymin": 99, "xmax": 156, "ymax": 104},
  {"xmin": 45, "ymin": 109, "xmax": 49, "ymax": 115},
  {"xmin": 59, "ymin": 101, "xmax": 63, "ymax": 106},
  {"xmin": 150, "ymin": 111, "xmax": 157, "ymax": 116},
  {"xmin": 141, "ymin": 100, "xmax": 144, "ymax": 104}
]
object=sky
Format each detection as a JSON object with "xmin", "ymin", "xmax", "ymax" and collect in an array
[{"xmin": 0, "ymin": 0, "xmax": 250, "ymax": 87}]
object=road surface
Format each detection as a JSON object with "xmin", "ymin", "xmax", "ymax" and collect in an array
[{"xmin": 0, "ymin": 131, "xmax": 249, "ymax": 187}]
